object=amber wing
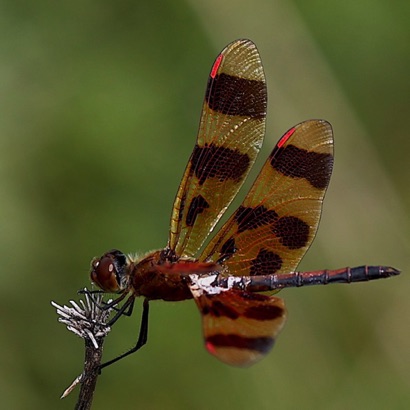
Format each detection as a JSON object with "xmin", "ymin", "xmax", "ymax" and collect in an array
[
  {"xmin": 168, "ymin": 39, "xmax": 267, "ymax": 258},
  {"xmin": 189, "ymin": 280, "xmax": 287, "ymax": 366},
  {"xmin": 201, "ymin": 119, "xmax": 334, "ymax": 276}
]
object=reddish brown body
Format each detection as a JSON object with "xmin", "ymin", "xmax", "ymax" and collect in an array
[{"xmin": 130, "ymin": 251, "xmax": 193, "ymax": 301}]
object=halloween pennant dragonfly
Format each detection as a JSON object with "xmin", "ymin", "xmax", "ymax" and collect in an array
[{"xmin": 89, "ymin": 39, "xmax": 400, "ymax": 368}]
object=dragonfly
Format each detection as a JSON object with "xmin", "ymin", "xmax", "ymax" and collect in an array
[{"xmin": 89, "ymin": 39, "xmax": 400, "ymax": 369}]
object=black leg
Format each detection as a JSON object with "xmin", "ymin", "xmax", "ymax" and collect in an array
[
  {"xmin": 99, "ymin": 298, "xmax": 150, "ymax": 371},
  {"xmin": 79, "ymin": 287, "xmax": 115, "ymax": 307},
  {"xmin": 81, "ymin": 288, "xmax": 130, "ymax": 316},
  {"xmin": 101, "ymin": 292, "xmax": 129, "ymax": 311},
  {"xmin": 78, "ymin": 288, "xmax": 104, "ymax": 295},
  {"xmin": 106, "ymin": 295, "xmax": 135, "ymax": 326}
]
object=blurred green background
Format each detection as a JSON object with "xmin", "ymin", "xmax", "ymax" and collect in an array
[{"xmin": 1, "ymin": 0, "xmax": 409, "ymax": 409}]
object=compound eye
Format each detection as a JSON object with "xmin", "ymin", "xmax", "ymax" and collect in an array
[{"xmin": 90, "ymin": 251, "xmax": 126, "ymax": 292}]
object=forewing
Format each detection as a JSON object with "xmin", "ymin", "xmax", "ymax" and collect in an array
[
  {"xmin": 168, "ymin": 39, "xmax": 267, "ymax": 258},
  {"xmin": 189, "ymin": 278, "xmax": 286, "ymax": 366},
  {"xmin": 201, "ymin": 119, "xmax": 334, "ymax": 275}
]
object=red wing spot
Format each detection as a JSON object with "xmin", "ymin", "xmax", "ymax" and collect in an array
[
  {"xmin": 206, "ymin": 341, "xmax": 217, "ymax": 354},
  {"xmin": 211, "ymin": 54, "xmax": 223, "ymax": 78},
  {"xmin": 277, "ymin": 127, "xmax": 296, "ymax": 148}
]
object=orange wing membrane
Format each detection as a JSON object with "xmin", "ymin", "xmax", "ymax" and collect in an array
[
  {"xmin": 86, "ymin": 39, "xmax": 399, "ymax": 371},
  {"xmin": 201, "ymin": 120, "xmax": 334, "ymax": 276},
  {"xmin": 189, "ymin": 279, "xmax": 286, "ymax": 366},
  {"xmin": 168, "ymin": 39, "xmax": 267, "ymax": 258}
]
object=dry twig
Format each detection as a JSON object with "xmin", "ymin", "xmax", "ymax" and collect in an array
[{"xmin": 52, "ymin": 291, "xmax": 113, "ymax": 409}]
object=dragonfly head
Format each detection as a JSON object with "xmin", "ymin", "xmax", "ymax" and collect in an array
[{"xmin": 90, "ymin": 249, "xmax": 128, "ymax": 292}]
